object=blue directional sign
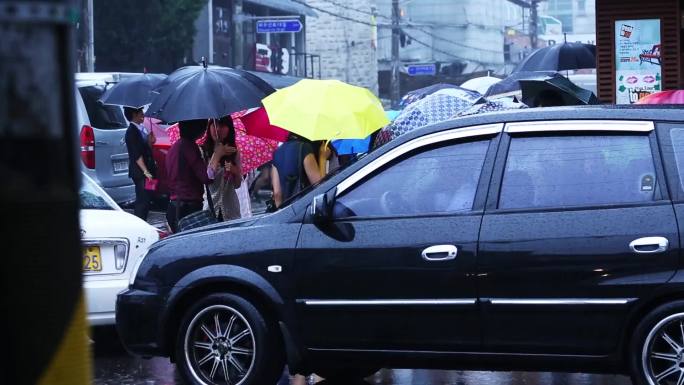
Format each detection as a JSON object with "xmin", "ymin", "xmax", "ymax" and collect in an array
[
  {"xmin": 406, "ymin": 64, "xmax": 437, "ymax": 76},
  {"xmin": 256, "ymin": 19, "xmax": 303, "ymax": 34}
]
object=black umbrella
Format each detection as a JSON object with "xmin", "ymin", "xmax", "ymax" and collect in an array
[
  {"xmin": 99, "ymin": 73, "xmax": 167, "ymax": 108},
  {"xmin": 484, "ymin": 71, "xmax": 557, "ymax": 98},
  {"xmin": 514, "ymin": 42, "xmax": 596, "ymax": 72},
  {"xmin": 147, "ymin": 63, "xmax": 275, "ymax": 123},
  {"xmin": 520, "ymin": 75, "xmax": 599, "ymax": 106}
]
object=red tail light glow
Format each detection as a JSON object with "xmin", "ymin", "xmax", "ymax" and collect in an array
[
  {"xmin": 80, "ymin": 125, "xmax": 96, "ymax": 169},
  {"xmin": 156, "ymin": 228, "xmax": 169, "ymax": 239}
]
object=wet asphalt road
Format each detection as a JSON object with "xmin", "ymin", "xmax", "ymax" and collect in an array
[{"xmin": 93, "ymin": 340, "xmax": 633, "ymax": 385}]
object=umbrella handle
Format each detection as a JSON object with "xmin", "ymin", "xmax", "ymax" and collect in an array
[{"xmin": 318, "ymin": 142, "xmax": 329, "ymax": 176}]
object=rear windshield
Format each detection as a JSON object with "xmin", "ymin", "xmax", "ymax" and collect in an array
[
  {"xmin": 80, "ymin": 173, "xmax": 118, "ymax": 210},
  {"xmin": 78, "ymin": 85, "xmax": 128, "ymax": 129}
]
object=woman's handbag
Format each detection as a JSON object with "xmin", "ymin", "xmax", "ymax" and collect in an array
[
  {"xmin": 144, "ymin": 178, "xmax": 159, "ymax": 191},
  {"xmin": 178, "ymin": 184, "xmax": 218, "ymax": 231}
]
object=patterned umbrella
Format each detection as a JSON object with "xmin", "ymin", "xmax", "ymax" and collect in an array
[
  {"xmin": 399, "ymin": 83, "xmax": 462, "ymax": 109},
  {"xmin": 374, "ymin": 88, "xmax": 483, "ymax": 148},
  {"xmin": 232, "ymin": 110, "xmax": 280, "ymax": 174},
  {"xmin": 454, "ymin": 98, "xmax": 528, "ymax": 118},
  {"xmin": 167, "ymin": 111, "xmax": 279, "ymax": 174}
]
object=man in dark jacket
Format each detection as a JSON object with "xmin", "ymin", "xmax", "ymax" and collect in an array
[{"xmin": 124, "ymin": 106, "xmax": 155, "ymax": 220}]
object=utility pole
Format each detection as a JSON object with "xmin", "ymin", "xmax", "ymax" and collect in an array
[
  {"xmin": 82, "ymin": 0, "xmax": 94, "ymax": 71},
  {"xmin": 390, "ymin": 0, "xmax": 400, "ymax": 109},
  {"xmin": 529, "ymin": 0, "xmax": 539, "ymax": 49},
  {"xmin": 232, "ymin": 0, "xmax": 244, "ymax": 68}
]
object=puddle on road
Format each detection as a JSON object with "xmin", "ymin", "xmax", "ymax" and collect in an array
[{"xmin": 93, "ymin": 342, "xmax": 631, "ymax": 385}]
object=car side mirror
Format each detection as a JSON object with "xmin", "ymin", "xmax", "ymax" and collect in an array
[{"xmin": 311, "ymin": 190, "xmax": 335, "ymax": 224}]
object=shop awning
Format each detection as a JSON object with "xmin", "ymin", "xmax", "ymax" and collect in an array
[{"xmin": 244, "ymin": 0, "xmax": 317, "ymax": 17}]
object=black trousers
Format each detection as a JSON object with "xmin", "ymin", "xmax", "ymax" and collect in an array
[
  {"xmin": 167, "ymin": 200, "xmax": 202, "ymax": 233},
  {"xmin": 132, "ymin": 177, "xmax": 151, "ymax": 221}
]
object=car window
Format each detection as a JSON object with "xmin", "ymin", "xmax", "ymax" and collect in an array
[
  {"xmin": 80, "ymin": 173, "xmax": 119, "ymax": 210},
  {"xmin": 668, "ymin": 128, "xmax": 684, "ymax": 192},
  {"xmin": 334, "ymin": 139, "xmax": 490, "ymax": 218},
  {"xmin": 500, "ymin": 134, "xmax": 656, "ymax": 209},
  {"xmin": 78, "ymin": 85, "xmax": 128, "ymax": 129}
]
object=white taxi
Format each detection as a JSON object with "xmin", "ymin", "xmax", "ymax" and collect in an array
[{"xmin": 79, "ymin": 172, "xmax": 159, "ymax": 327}]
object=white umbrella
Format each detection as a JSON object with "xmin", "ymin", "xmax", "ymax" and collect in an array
[{"xmin": 461, "ymin": 76, "xmax": 501, "ymax": 95}]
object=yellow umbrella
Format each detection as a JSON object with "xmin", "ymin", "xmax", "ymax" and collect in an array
[
  {"xmin": 262, "ymin": 79, "xmax": 389, "ymax": 175},
  {"xmin": 262, "ymin": 79, "xmax": 389, "ymax": 141}
]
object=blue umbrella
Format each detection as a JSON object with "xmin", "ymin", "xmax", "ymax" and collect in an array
[
  {"xmin": 332, "ymin": 136, "xmax": 371, "ymax": 155},
  {"xmin": 385, "ymin": 110, "xmax": 401, "ymax": 121}
]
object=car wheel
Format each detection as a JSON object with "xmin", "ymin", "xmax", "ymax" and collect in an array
[
  {"xmin": 630, "ymin": 300, "xmax": 684, "ymax": 385},
  {"xmin": 175, "ymin": 293, "xmax": 284, "ymax": 385},
  {"xmin": 315, "ymin": 366, "xmax": 380, "ymax": 381}
]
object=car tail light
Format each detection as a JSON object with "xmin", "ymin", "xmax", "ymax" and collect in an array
[
  {"xmin": 156, "ymin": 228, "xmax": 169, "ymax": 239},
  {"xmin": 114, "ymin": 243, "xmax": 127, "ymax": 270},
  {"xmin": 80, "ymin": 125, "xmax": 95, "ymax": 169}
]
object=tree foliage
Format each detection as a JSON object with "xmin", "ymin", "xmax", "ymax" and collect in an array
[{"xmin": 93, "ymin": 0, "xmax": 207, "ymax": 73}]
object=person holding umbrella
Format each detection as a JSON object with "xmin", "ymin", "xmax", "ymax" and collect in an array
[
  {"xmin": 124, "ymin": 106, "xmax": 156, "ymax": 220},
  {"xmin": 165, "ymin": 119, "xmax": 234, "ymax": 232},
  {"xmin": 202, "ymin": 116, "xmax": 243, "ymax": 221},
  {"xmin": 271, "ymin": 134, "xmax": 322, "ymax": 208}
]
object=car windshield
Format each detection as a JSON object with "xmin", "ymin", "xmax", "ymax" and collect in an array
[
  {"xmin": 78, "ymin": 85, "xmax": 128, "ymax": 129},
  {"xmin": 79, "ymin": 173, "xmax": 119, "ymax": 210}
]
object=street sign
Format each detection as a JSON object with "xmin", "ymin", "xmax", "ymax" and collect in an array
[
  {"xmin": 406, "ymin": 63, "xmax": 437, "ymax": 76},
  {"xmin": 256, "ymin": 19, "xmax": 303, "ymax": 34}
]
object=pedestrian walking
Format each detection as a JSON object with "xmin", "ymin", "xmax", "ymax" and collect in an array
[
  {"xmin": 124, "ymin": 106, "xmax": 156, "ymax": 220},
  {"xmin": 165, "ymin": 119, "xmax": 233, "ymax": 232},
  {"xmin": 202, "ymin": 117, "xmax": 243, "ymax": 221},
  {"xmin": 271, "ymin": 134, "xmax": 322, "ymax": 208}
]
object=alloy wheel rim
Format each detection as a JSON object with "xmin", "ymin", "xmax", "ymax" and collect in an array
[
  {"xmin": 643, "ymin": 313, "xmax": 684, "ymax": 385},
  {"xmin": 184, "ymin": 305, "xmax": 256, "ymax": 385}
]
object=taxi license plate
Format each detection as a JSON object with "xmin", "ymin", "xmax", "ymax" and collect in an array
[
  {"xmin": 83, "ymin": 246, "xmax": 102, "ymax": 272},
  {"xmin": 113, "ymin": 160, "xmax": 128, "ymax": 173}
]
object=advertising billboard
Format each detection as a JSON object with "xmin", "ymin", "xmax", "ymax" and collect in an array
[{"xmin": 615, "ymin": 19, "xmax": 662, "ymax": 104}]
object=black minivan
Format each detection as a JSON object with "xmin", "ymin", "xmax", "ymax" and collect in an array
[{"xmin": 117, "ymin": 106, "xmax": 684, "ymax": 385}]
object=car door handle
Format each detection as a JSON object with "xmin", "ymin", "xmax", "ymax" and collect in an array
[
  {"xmin": 421, "ymin": 245, "xmax": 458, "ymax": 261},
  {"xmin": 629, "ymin": 237, "xmax": 669, "ymax": 254}
]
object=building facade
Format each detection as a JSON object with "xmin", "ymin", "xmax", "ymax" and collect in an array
[
  {"xmin": 192, "ymin": 0, "xmax": 315, "ymax": 77},
  {"xmin": 539, "ymin": 0, "xmax": 596, "ymax": 43},
  {"xmin": 303, "ymin": 0, "xmax": 379, "ymax": 93},
  {"xmin": 376, "ymin": 0, "xmax": 518, "ymax": 75}
]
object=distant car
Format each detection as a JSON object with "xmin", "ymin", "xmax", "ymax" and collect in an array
[
  {"xmin": 75, "ymin": 72, "xmax": 140, "ymax": 205},
  {"xmin": 119, "ymin": 106, "xmax": 684, "ymax": 385},
  {"xmin": 80, "ymin": 172, "xmax": 160, "ymax": 333}
]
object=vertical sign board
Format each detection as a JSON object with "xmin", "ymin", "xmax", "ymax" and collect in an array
[{"xmin": 615, "ymin": 19, "xmax": 662, "ymax": 104}]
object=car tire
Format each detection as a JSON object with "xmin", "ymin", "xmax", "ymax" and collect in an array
[
  {"xmin": 89, "ymin": 326, "xmax": 121, "ymax": 348},
  {"xmin": 630, "ymin": 300, "xmax": 684, "ymax": 385},
  {"xmin": 315, "ymin": 366, "xmax": 380, "ymax": 381},
  {"xmin": 175, "ymin": 293, "xmax": 284, "ymax": 385}
]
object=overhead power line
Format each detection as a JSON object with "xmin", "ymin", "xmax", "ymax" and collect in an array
[
  {"xmin": 290, "ymin": 0, "xmax": 376, "ymax": 26},
  {"xmin": 317, "ymin": 0, "xmax": 392, "ymax": 19}
]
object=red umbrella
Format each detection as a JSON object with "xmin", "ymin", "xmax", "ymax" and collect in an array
[
  {"xmin": 167, "ymin": 112, "xmax": 280, "ymax": 174},
  {"xmin": 637, "ymin": 90, "xmax": 684, "ymax": 104},
  {"xmin": 240, "ymin": 107, "xmax": 290, "ymax": 142}
]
